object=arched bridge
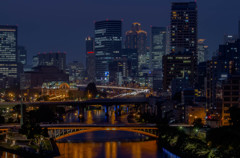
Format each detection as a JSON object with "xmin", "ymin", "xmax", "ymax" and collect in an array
[
  {"xmin": 44, "ymin": 124, "xmax": 159, "ymax": 141},
  {"xmin": 0, "ymin": 124, "xmax": 159, "ymax": 141}
]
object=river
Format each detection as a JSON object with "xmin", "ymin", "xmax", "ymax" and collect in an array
[{"xmin": 0, "ymin": 109, "xmax": 180, "ymax": 158}]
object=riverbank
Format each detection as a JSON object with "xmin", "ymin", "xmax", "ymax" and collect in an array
[
  {"xmin": 0, "ymin": 137, "xmax": 59, "ymax": 157},
  {"xmin": 157, "ymin": 125, "xmax": 240, "ymax": 158},
  {"xmin": 157, "ymin": 126, "xmax": 209, "ymax": 158}
]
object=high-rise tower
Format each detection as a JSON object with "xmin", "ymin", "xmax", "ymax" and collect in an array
[
  {"xmin": 125, "ymin": 22, "xmax": 147, "ymax": 56},
  {"xmin": 171, "ymin": 2, "xmax": 198, "ymax": 56},
  {"xmin": 94, "ymin": 20, "xmax": 122, "ymax": 84},
  {"xmin": 125, "ymin": 23, "xmax": 147, "ymax": 75},
  {"xmin": 86, "ymin": 36, "xmax": 95, "ymax": 82},
  {"xmin": 18, "ymin": 46, "xmax": 27, "ymax": 66},
  {"xmin": 0, "ymin": 25, "xmax": 19, "ymax": 88},
  {"xmin": 34, "ymin": 52, "xmax": 66, "ymax": 71},
  {"xmin": 151, "ymin": 27, "xmax": 167, "ymax": 91},
  {"xmin": 151, "ymin": 27, "xmax": 167, "ymax": 70},
  {"xmin": 163, "ymin": 2, "xmax": 198, "ymax": 90}
]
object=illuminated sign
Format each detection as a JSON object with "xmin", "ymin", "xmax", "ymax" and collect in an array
[
  {"xmin": 87, "ymin": 51, "xmax": 94, "ymax": 54},
  {"xmin": 105, "ymin": 71, "xmax": 109, "ymax": 77}
]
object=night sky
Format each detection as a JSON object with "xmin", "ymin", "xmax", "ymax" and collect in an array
[{"xmin": 0, "ymin": 0, "xmax": 239, "ymax": 65}]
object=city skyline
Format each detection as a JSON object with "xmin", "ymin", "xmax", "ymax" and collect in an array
[
  {"xmin": 1, "ymin": 0, "xmax": 240, "ymax": 64},
  {"xmin": 0, "ymin": 1, "xmax": 240, "ymax": 157}
]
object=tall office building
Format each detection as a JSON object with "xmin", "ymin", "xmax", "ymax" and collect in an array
[
  {"xmin": 166, "ymin": 26, "xmax": 171, "ymax": 55},
  {"xmin": 151, "ymin": 27, "xmax": 167, "ymax": 91},
  {"xmin": 67, "ymin": 61, "xmax": 85, "ymax": 84},
  {"xmin": 94, "ymin": 20, "xmax": 122, "ymax": 84},
  {"xmin": 125, "ymin": 22, "xmax": 147, "ymax": 75},
  {"xmin": 163, "ymin": 2, "xmax": 198, "ymax": 90},
  {"xmin": 171, "ymin": 2, "xmax": 198, "ymax": 56},
  {"xmin": 223, "ymin": 34, "xmax": 237, "ymax": 44},
  {"xmin": 33, "ymin": 52, "xmax": 66, "ymax": 71},
  {"xmin": 163, "ymin": 54, "xmax": 195, "ymax": 90},
  {"xmin": 86, "ymin": 36, "xmax": 95, "ymax": 82},
  {"xmin": 206, "ymin": 39, "xmax": 240, "ymax": 121},
  {"xmin": 122, "ymin": 48, "xmax": 138, "ymax": 78},
  {"xmin": 151, "ymin": 27, "xmax": 167, "ymax": 70},
  {"xmin": 0, "ymin": 25, "xmax": 19, "ymax": 88},
  {"xmin": 125, "ymin": 22, "xmax": 147, "ymax": 56},
  {"xmin": 198, "ymin": 39, "xmax": 209, "ymax": 63},
  {"xmin": 18, "ymin": 46, "xmax": 27, "ymax": 66}
]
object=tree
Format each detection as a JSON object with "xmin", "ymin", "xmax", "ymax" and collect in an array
[
  {"xmin": 84, "ymin": 82, "xmax": 98, "ymax": 98},
  {"xmin": 27, "ymin": 106, "xmax": 56, "ymax": 123},
  {"xmin": 0, "ymin": 115, "xmax": 4, "ymax": 124},
  {"xmin": 41, "ymin": 127, "xmax": 49, "ymax": 137},
  {"xmin": 206, "ymin": 127, "xmax": 240, "ymax": 157},
  {"xmin": 8, "ymin": 118, "xmax": 14, "ymax": 123},
  {"xmin": 193, "ymin": 118, "xmax": 203, "ymax": 128},
  {"xmin": 229, "ymin": 107, "xmax": 240, "ymax": 127},
  {"xmin": 19, "ymin": 121, "xmax": 42, "ymax": 139},
  {"xmin": 13, "ymin": 104, "xmax": 26, "ymax": 115}
]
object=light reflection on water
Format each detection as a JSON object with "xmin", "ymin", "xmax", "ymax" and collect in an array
[
  {"xmin": 54, "ymin": 131, "xmax": 176, "ymax": 158},
  {"xmin": 1, "ymin": 109, "xmax": 179, "ymax": 158},
  {"xmin": 56, "ymin": 141, "xmax": 163, "ymax": 158}
]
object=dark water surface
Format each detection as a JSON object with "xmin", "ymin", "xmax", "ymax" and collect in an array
[
  {"xmin": 1, "ymin": 110, "xmax": 180, "ymax": 158},
  {"xmin": 54, "ymin": 131, "xmax": 179, "ymax": 158}
]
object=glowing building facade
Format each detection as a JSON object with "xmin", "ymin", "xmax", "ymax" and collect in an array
[
  {"xmin": 125, "ymin": 22, "xmax": 147, "ymax": 75},
  {"xmin": 0, "ymin": 25, "xmax": 19, "ymax": 88},
  {"xmin": 94, "ymin": 20, "xmax": 122, "ymax": 84},
  {"xmin": 151, "ymin": 27, "xmax": 167, "ymax": 91},
  {"xmin": 198, "ymin": 39, "xmax": 209, "ymax": 63},
  {"xmin": 18, "ymin": 46, "xmax": 27, "ymax": 66},
  {"xmin": 163, "ymin": 2, "xmax": 198, "ymax": 90},
  {"xmin": 171, "ymin": 2, "xmax": 198, "ymax": 56}
]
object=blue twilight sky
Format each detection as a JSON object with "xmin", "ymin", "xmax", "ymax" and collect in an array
[{"xmin": 0, "ymin": 0, "xmax": 239, "ymax": 65}]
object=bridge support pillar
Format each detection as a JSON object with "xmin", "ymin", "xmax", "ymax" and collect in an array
[
  {"xmin": 104, "ymin": 106, "xmax": 109, "ymax": 122},
  {"xmin": 105, "ymin": 106, "xmax": 109, "ymax": 116},
  {"xmin": 118, "ymin": 105, "xmax": 122, "ymax": 116},
  {"xmin": 113, "ymin": 105, "xmax": 121, "ymax": 116},
  {"xmin": 78, "ymin": 106, "xmax": 85, "ymax": 121}
]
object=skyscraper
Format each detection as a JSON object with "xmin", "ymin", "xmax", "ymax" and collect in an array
[
  {"xmin": 198, "ymin": 39, "xmax": 209, "ymax": 63},
  {"xmin": 18, "ymin": 46, "xmax": 27, "ymax": 66},
  {"xmin": 151, "ymin": 27, "xmax": 167, "ymax": 91},
  {"xmin": 125, "ymin": 22, "xmax": 147, "ymax": 75},
  {"xmin": 125, "ymin": 22, "xmax": 147, "ymax": 56},
  {"xmin": 163, "ymin": 2, "xmax": 198, "ymax": 90},
  {"xmin": 166, "ymin": 26, "xmax": 171, "ymax": 55},
  {"xmin": 67, "ymin": 61, "xmax": 85, "ymax": 84},
  {"xmin": 206, "ymin": 40, "xmax": 240, "ymax": 120},
  {"xmin": 94, "ymin": 20, "xmax": 122, "ymax": 84},
  {"xmin": 0, "ymin": 25, "xmax": 19, "ymax": 88},
  {"xmin": 163, "ymin": 54, "xmax": 195, "ymax": 90},
  {"xmin": 86, "ymin": 36, "xmax": 95, "ymax": 82},
  {"xmin": 151, "ymin": 27, "xmax": 167, "ymax": 70},
  {"xmin": 33, "ymin": 52, "xmax": 66, "ymax": 71},
  {"xmin": 122, "ymin": 48, "xmax": 138, "ymax": 78},
  {"xmin": 223, "ymin": 34, "xmax": 237, "ymax": 44},
  {"xmin": 171, "ymin": 2, "xmax": 198, "ymax": 56}
]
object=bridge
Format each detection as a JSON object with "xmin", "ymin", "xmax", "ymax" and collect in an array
[
  {"xmin": 0, "ymin": 124, "xmax": 159, "ymax": 141},
  {"xmin": 77, "ymin": 84, "xmax": 150, "ymax": 91},
  {"xmin": 0, "ymin": 97, "xmax": 148, "ymax": 107}
]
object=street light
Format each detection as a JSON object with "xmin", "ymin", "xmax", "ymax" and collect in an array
[{"xmin": 88, "ymin": 94, "xmax": 92, "ymax": 99}]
